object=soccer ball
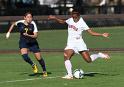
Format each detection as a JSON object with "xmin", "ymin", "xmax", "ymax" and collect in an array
[{"xmin": 73, "ymin": 69, "xmax": 84, "ymax": 79}]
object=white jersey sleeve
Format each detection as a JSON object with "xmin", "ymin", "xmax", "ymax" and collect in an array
[
  {"xmin": 65, "ymin": 18, "xmax": 71, "ymax": 24},
  {"xmin": 80, "ymin": 18, "xmax": 89, "ymax": 30},
  {"xmin": 31, "ymin": 21, "xmax": 38, "ymax": 32}
]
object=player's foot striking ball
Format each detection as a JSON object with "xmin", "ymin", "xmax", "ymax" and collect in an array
[{"xmin": 48, "ymin": 9, "xmax": 110, "ymax": 79}]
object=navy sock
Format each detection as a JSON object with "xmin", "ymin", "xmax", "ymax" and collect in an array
[
  {"xmin": 38, "ymin": 58, "xmax": 46, "ymax": 72},
  {"xmin": 22, "ymin": 54, "xmax": 34, "ymax": 65}
]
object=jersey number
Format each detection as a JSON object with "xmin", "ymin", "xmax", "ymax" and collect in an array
[{"xmin": 25, "ymin": 28, "xmax": 28, "ymax": 33}]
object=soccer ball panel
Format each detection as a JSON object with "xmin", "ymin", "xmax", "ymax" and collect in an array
[{"xmin": 73, "ymin": 69, "xmax": 84, "ymax": 79}]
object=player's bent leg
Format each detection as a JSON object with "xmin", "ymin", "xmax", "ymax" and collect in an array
[
  {"xmin": 22, "ymin": 53, "xmax": 38, "ymax": 74},
  {"xmin": 21, "ymin": 48, "xmax": 34, "ymax": 65},
  {"xmin": 34, "ymin": 52, "xmax": 47, "ymax": 77},
  {"xmin": 81, "ymin": 52, "xmax": 110, "ymax": 62},
  {"xmin": 80, "ymin": 51, "xmax": 92, "ymax": 63},
  {"xmin": 90, "ymin": 52, "xmax": 110, "ymax": 61},
  {"xmin": 20, "ymin": 48, "xmax": 38, "ymax": 73},
  {"xmin": 21, "ymin": 54, "xmax": 34, "ymax": 65}
]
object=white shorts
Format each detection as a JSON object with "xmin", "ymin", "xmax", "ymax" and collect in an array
[{"xmin": 64, "ymin": 40, "xmax": 88, "ymax": 54}]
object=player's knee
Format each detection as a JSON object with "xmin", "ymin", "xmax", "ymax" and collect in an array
[
  {"xmin": 64, "ymin": 53, "xmax": 68, "ymax": 58},
  {"xmin": 64, "ymin": 53, "xmax": 70, "ymax": 60}
]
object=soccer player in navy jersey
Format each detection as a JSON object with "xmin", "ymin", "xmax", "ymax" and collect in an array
[{"xmin": 6, "ymin": 12, "xmax": 47, "ymax": 77}]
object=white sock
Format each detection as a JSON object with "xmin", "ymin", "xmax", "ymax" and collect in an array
[
  {"xmin": 90, "ymin": 53, "xmax": 100, "ymax": 61},
  {"xmin": 64, "ymin": 60, "xmax": 73, "ymax": 76}
]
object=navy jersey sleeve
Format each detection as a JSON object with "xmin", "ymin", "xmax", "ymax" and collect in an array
[{"xmin": 17, "ymin": 22, "xmax": 25, "ymax": 32}]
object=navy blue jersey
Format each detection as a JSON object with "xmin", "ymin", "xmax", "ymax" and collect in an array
[
  {"xmin": 16, "ymin": 22, "xmax": 40, "ymax": 52},
  {"xmin": 17, "ymin": 22, "xmax": 36, "ymax": 42}
]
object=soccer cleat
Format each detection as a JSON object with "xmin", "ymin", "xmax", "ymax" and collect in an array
[
  {"xmin": 32, "ymin": 64, "xmax": 38, "ymax": 73},
  {"xmin": 43, "ymin": 72, "xmax": 48, "ymax": 77},
  {"xmin": 62, "ymin": 75, "xmax": 73, "ymax": 79},
  {"xmin": 98, "ymin": 52, "xmax": 110, "ymax": 59}
]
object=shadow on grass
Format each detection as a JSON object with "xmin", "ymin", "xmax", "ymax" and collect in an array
[
  {"xmin": 28, "ymin": 72, "xmax": 52, "ymax": 77},
  {"xmin": 84, "ymin": 72, "xmax": 119, "ymax": 77},
  {"xmin": 19, "ymin": 72, "xmax": 52, "ymax": 77}
]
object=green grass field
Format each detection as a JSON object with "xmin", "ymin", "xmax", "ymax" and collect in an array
[
  {"xmin": 0, "ymin": 53, "xmax": 124, "ymax": 87},
  {"xmin": 0, "ymin": 26, "xmax": 124, "ymax": 87}
]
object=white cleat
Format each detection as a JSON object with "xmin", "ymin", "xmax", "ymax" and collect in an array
[
  {"xmin": 98, "ymin": 52, "xmax": 110, "ymax": 59},
  {"xmin": 62, "ymin": 75, "xmax": 73, "ymax": 79}
]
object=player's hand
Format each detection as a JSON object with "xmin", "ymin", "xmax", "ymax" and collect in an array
[
  {"xmin": 23, "ymin": 33, "xmax": 28, "ymax": 36},
  {"xmin": 6, "ymin": 32, "xmax": 10, "ymax": 39},
  {"xmin": 102, "ymin": 33, "xmax": 109, "ymax": 38},
  {"xmin": 48, "ymin": 15, "xmax": 56, "ymax": 20}
]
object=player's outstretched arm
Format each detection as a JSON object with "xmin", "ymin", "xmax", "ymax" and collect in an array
[
  {"xmin": 6, "ymin": 22, "xmax": 15, "ymax": 39},
  {"xmin": 48, "ymin": 15, "xmax": 66, "ymax": 24},
  {"xmin": 87, "ymin": 29, "xmax": 109, "ymax": 38}
]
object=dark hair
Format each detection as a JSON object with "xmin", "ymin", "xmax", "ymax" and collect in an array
[
  {"xmin": 24, "ymin": 12, "xmax": 33, "ymax": 17},
  {"xmin": 72, "ymin": 9, "xmax": 79, "ymax": 13},
  {"xmin": 71, "ymin": 9, "xmax": 80, "ymax": 15}
]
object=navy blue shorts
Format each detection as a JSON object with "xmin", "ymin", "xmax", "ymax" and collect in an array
[{"xmin": 19, "ymin": 39, "xmax": 41, "ymax": 53}]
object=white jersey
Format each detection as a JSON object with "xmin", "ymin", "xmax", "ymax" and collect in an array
[
  {"xmin": 65, "ymin": 17, "xmax": 90, "ymax": 53},
  {"xmin": 15, "ymin": 20, "xmax": 38, "ymax": 32},
  {"xmin": 66, "ymin": 17, "xmax": 89, "ymax": 43}
]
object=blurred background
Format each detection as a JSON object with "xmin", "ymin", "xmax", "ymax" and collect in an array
[
  {"xmin": 0, "ymin": 0, "xmax": 124, "ymax": 30},
  {"xmin": 0, "ymin": 0, "xmax": 124, "ymax": 15}
]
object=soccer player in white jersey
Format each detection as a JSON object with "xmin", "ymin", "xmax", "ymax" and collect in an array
[{"xmin": 48, "ymin": 9, "xmax": 110, "ymax": 79}]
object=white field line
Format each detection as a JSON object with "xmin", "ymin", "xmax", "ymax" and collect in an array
[
  {"xmin": 0, "ymin": 72, "xmax": 102, "ymax": 84},
  {"xmin": 0, "ymin": 76, "xmax": 61, "ymax": 84}
]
